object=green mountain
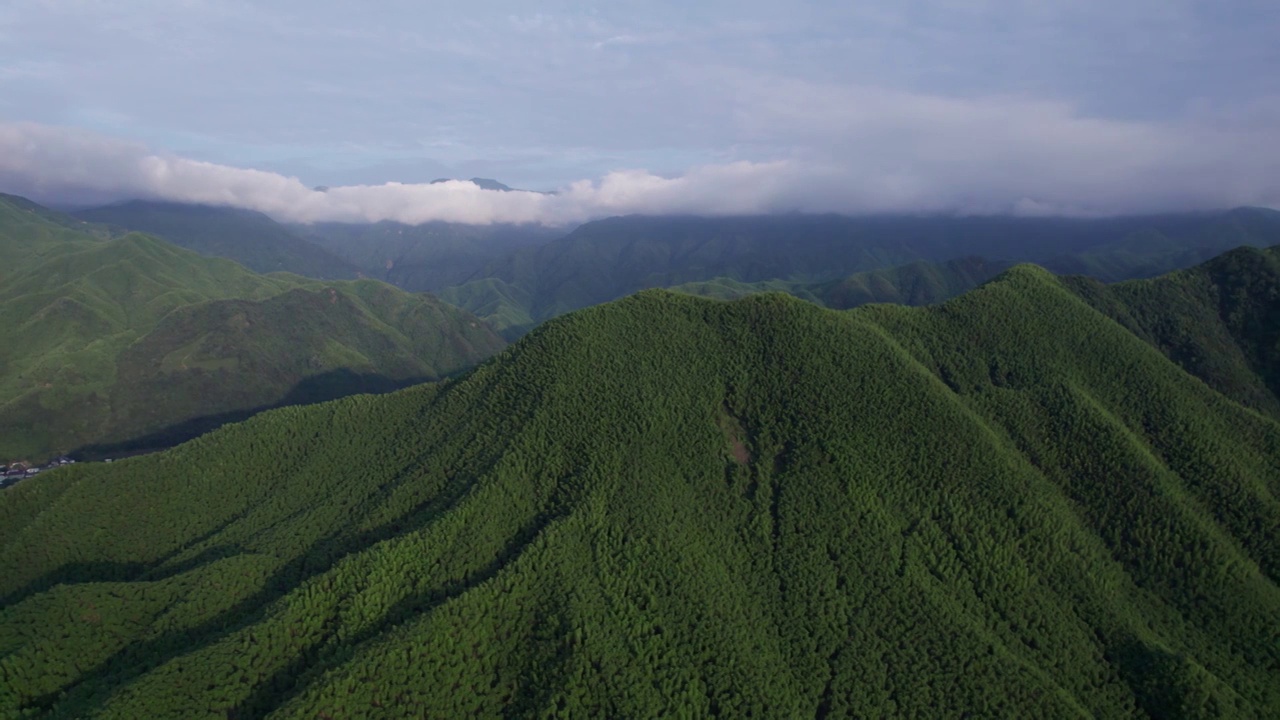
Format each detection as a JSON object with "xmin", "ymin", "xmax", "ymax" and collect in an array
[
  {"xmin": 295, "ymin": 220, "xmax": 560, "ymax": 293},
  {"xmin": 0, "ymin": 193, "xmax": 117, "ymax": 242},
  {"xmin": 670, "ymin": 256, "xmax": 1011, "ymax": 309},
  {"xmin": 75, "ymin": 201, "xmax": 362, "ymax": 280},
  {"xmin": 440, "ymin": 209, "xmax": 1280, "ymax": 337},
  {"xmin": 2, "ymin": 253, "xmax": 1277, "ymax": 717},
  {"xmin": 434, "ymin": 276, "xmax": 536, "ymax": 339},
  {"xmin": 1064, "ymin": 244, "xmax": 1280, "ymax": 420},
  {"xmin": 0, "ymin": 195, "xmax": 505, "ymax": 462}
]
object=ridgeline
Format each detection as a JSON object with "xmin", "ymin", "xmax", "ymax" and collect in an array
[
  {"xmin": 439, "ymin": 209, "xmax": 1280, "ymax": 337},
  {"xmin": 2, "ymin": 252, "xmax": 1277, "ymax": 717},
  {"xmin": 0, "ymin": 195, "xmax": 504, "ymax": 462}
]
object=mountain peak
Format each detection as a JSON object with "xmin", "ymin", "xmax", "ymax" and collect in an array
[
  {"xmin": 430, "ymin": 177, "xmax": 514, "ymax": 192},
  {"xmin": 4, "ymin": 255, "xmax": 1278, "ymax": 716}
]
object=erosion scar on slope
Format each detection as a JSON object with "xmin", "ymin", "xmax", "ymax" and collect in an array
[{"xmin": 718, "ymin": 403, "xmax": 751, "ymax": 466}]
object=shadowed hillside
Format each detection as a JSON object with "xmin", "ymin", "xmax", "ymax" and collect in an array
[
  {"xmin": 2, "ymin": 255, "xmax": 1277, "ymax": 717},
  {"xmin": 295, "ymin": 220, "xmax": 561, "ymax": 293},
  {"xmin": 0, "ymin": 195, "xmax": 505, "ymax": 462},
  {"xmin": 75, "ymin": 201, "xmax": 361, "ymax": 280},
  {"xmin": 1065, "ymin": 244, "xmax": 1280, "ymax": 419},
  {"xmin": 670, "ymin": 256, "xmax": 1011, "ymax": 309},
  {"xmin": 440, "ymin": 209, "xmax": 1280, "ymax": 336}
]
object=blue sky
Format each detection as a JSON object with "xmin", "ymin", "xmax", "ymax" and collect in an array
[{"xmin": 1, "ymin": 1, "xmax": 1278, "ymax": 223}]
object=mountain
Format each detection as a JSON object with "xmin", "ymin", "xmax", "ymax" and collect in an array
[
  {"xmin": 1064, "ymin": 244, "xmax": 1280, "ymax": 420},
  {"xmin": 670, "ymin": 256, "xmax": 1011, "ymax": 309},
  {"xmin": 2, "ymin": 253, "xmax": 1277, "ymax": 717},
  {"xmin": 0, "ymin": 195, "xmax": 505, "ymax": 462},
  {"xmin": 75, "ymin": 201, "xmax": 362, "ymax": 280},
  {"xmin": 0, "ymin": 193, "xmax": 117, "ymax": 241},
  {"xmin": 434, "ymin": 276, "xmax": 536, "ymax": 339},
  {"xmin": 295, "ymin": 220, "xmax": 562, "ymax": 293},
  {"xmin": 442, "ymin": 209, "xmax": 1280, "ymax": 336},
  {"xmin": 430, "ymin": 177, "xmax": 515, "ymax": 191}
]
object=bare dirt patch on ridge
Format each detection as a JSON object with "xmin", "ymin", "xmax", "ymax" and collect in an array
[{"xmin": 717, "ymin": 403, "xmax": 751, "ymax": 466}]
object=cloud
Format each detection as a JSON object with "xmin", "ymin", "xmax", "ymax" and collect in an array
[
  {"xmin": 1, "ymin": 91, "xmax": 1278, "ymax": 227},
  {"xmin": 4, "ymin": 0, "xmax": 1276, "ymax": 199},
  {"xmin": 0, "ymin": 122, "xmax": 796, "ymax": 223}
]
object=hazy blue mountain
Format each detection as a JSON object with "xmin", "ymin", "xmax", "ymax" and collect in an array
[
  {"xmin": 0, "ymin": 194, "xmax": 504, "ymax": 463},
  {"xmin": 442, "ymin": 208, "xmax": 1280, "ymax": 335},
  {"xmin": 295, "ymin": 220, "xmax": 562, "ymax": 293},
  {"xmin": 429, "ymin": 177, "xmax": 515, "ymax": 191},
  {"xmin": 75, "ymin": 201, "xmax": 362, "ymax": 280}
]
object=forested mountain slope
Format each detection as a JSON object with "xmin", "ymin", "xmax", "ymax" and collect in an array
[
  {"xmin": 1064, "ymin": 244, "xmax": 1280, "ymax": 419},
  {"xmin": 2, "ymin": 259, "xmax": 1277, "ymax": 717},
  {"xmin": 295, "ymin": 220, "xmax": 561, "ymax": 293},
  {"xmin": 0, "ymin": 194, "xmax": 116, "ymax": 243},
  {"xmin": 75, "ymin": 201, "xmax": 361, "ymax": 280},
  {"xmin": 669, "ymin": 256, "xmax": 1010, "ymax": 309},
  {"xmin": 0, "ymin": 195, "xmax": 504, "ymax": 462},
  {"xmin": 440, "ymin": 208, "xmax": 1280, "ymax": 336},
  {"xmin": 674, "ymin": 244, "xmax": 1280, "ymax": 417}
]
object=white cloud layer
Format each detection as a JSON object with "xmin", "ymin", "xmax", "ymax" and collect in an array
[
  {"xmin": 1, "ymin": 90, "xmax": 1278, "ymax": 226},
  {"xmin": 2, "ymin": 2, "xmax": 1277, "ymax": 215}
]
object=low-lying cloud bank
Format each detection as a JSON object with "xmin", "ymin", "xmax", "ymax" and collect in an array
[{"xmin": 2, "ymin": 102, "xmax": 1278, "ymax": 225}]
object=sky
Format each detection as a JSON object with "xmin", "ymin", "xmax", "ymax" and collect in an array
[{"xmin": 1, "ymin": 0, "xmax": 1278, "ymax": 224}]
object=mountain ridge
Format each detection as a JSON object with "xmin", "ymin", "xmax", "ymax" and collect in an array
[
  {"xmin": 440, "ymin": 208, "xmax": 1280, "ymax": 336},
  {"xmin": 74, "ymin": 200, "xmax": 362, "ymax": 280},
  {"xmin": 0, "ymin": 195, "xmax": 505, "ymax": 462},
  {"xmin": 1, "ymin": 248, "xmax": 1276, "ymax": 716}
]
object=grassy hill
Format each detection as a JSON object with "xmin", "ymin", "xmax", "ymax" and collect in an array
[
  {"xmin": 0, "ymin": 195, "xmax": 505, "ymax": 462},
  {"xmin": 1, "ymin": 254, "xmax": 1276, "ymax": 717},
  {"xmin": 442, "ymin": 209, "xmax": 1280, "ymax": 336},
  {"xmin": 75, "ymin": 201, "xmax": 362, "ymax": 280}
]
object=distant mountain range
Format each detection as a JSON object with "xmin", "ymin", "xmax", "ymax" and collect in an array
[
  {"xmin": 2, "ymin": 244, "xmax": 1277, "ymax": 716},
  {"xmin": 0, "ymin": 195, "xmax": 504, "ymax": 462},
  {"xmin": 430, "ymin": 177, "xmax": 515, "ymax": 191},
  {"xmin": 669, "ymin": 256, "xmax": 1012, "ymax": 309},
  {"xmin": 294, "ymin": 220, "xmax": 561, "ymax": 293},
  {"xmin": 75, "ymin": 200, "xmax": 362, "ymax": 279},
  {"xmin": 72, "ymin": 198, "xmax": 1280, "ymax": 342},
  {"xmin": 21, "ymin": 193, "xmax": 1280, "ymax": 459},
  {"xmin": 439, "ymin": 209, "xmax": 1280, "ymax": 336}
]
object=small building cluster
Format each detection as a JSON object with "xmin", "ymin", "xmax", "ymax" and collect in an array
[{"xmin": 0, "ymin": 457, "xmax": 75, "ymax": 489}]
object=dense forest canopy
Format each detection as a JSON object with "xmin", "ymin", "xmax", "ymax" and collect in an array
[
  {"xmin": 0, "ymin": 195, "xmax": 504, "ymax": 463},
  {"xmin": 2, "ymin": 248, "xmax": 1277, "ymax": 717},
  {"xmin": 74, "ymin": 201, "xmax": 362, "ymax": 281},
  {"xmin": 66, "ymin": 197, "xmax": 1280, "ymax": 340},
  {"xmin": 438, "ymin": 208, "xmax": 1280, "ymax": 336}
]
